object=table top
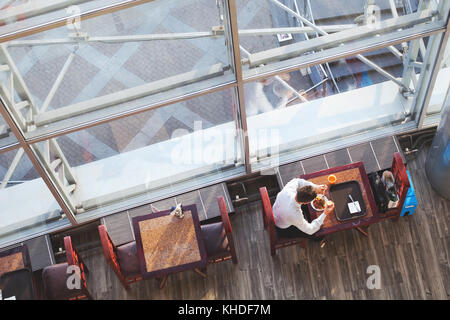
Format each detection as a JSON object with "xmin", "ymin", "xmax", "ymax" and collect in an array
[
  {"xmin": 132, "ymin": 204, "xmax": 207, "ymax": 279},
  {"xmin": 301, "ymin": 161, "xmax": 379, "ymax": 236},
  {"xmin": 0, "ymin": 269, "xmax": 35, "ymax": 300},
  {"xmin": 0, "ymin": 246, "xmax": 29, "ymax": 278}
]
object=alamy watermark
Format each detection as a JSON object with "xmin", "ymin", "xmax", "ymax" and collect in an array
[
  {"xmin": 169, "ymin": 120, "xmax": 281, "ymax": 170},
  {"xmin": 366, "ymin": 265, "xmax": 381, "ymax": 290},
  {"xmin": 66, "ymin": 265, "xmax": 82, "ymax": 291}
]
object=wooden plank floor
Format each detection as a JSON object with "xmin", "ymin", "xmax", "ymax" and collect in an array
[{"xmin": 81, "ymin": 145, "xmax": 449, "ymax": 300}]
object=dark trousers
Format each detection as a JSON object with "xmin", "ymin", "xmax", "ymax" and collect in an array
[{"xmin": 275, "ymin": 205, "xmax": 324, "ymax": 242}]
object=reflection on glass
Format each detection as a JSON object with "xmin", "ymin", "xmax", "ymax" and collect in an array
[
  {"xmin": 0, "ymin": 0, "xmax": 134, "ymax": 35},
  {"xmin": 32, "ymin": 88, "xmax": 244, "ymax": 218},
  {"xmin": 428, "ymin": 41, "xmax": 450, "ymax": 115},
  {"xmin": 244, "ymin": 45, "xmax": 413, "ymax": 166},
  {"xmin": 0, "ymin": 113, "xmax": 17, "ymax": 150},
  {"xmin": 237, "ymin": 0, "xmax": 438, "ymax": 71},
  {"xmin": 0, "ymin": 148, "xmax": 67, "ymax": 246},
  {"xmin": 2, "ymin": 0, "xmax": 234, "ymax": 139}
]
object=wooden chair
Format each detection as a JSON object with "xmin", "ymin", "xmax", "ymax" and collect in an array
[
  {"xmin": 41, "ymin": 236, "xmax": 92, "ymax": 300},
  {"xmin": 259, "ymin": 186, "xmax": 307, "ymax": 256},
  {"xmin": 387, "ymin": 152, "xmax": 411, "ymax": 221},
  {"xmin": 200, "ymin": 196, "xmax": 238, "ymax": 266},
  {"xmin": 98, "ymin": 225, "xmax": 142, "ymax": 290}
]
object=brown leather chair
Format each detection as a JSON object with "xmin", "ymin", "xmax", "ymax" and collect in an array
[
  {"xmin": 259, "ymin": 187, "xmax": 307, "ymax": 256},
  {"xmin": 200, "ymin": 196, "xmax": 237, "ymax": 266},
  {"xmin": 42, "ymin": 236, "xmax": 92, "ymax": 300},
  {"xmin": 98, "ymin": 225, "xmax": 142, "ymax": 290}
]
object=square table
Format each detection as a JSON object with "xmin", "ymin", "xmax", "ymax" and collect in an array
[
  {"xmin": 0, "ymin": 246, "xmax": 31, "ymax": 278},
  {"xmin": 301, "ymin": 161, "xmax": 380, "ymax": 237},
  {"xmin": 0, "ymin": 269, "xmax": 35, "ymax": 300},
  {"xmin": 132, "ymin": 204, "xmax": 207, "ymax": 279}
]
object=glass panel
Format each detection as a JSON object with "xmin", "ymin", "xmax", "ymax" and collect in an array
[
  {"xmin": 244, "ymin": 41, "xmax": 424, "ymax": 168},
  {"xmin": 0, "ymin": 112, "xmax": 18, "ymax": 150},
  {"xmin": 0, "ymin": 0, "xmax": 135, "ymax": 36},
  {"xmin": 1, "ymin": 0, "xmax": 235, "ymax": 140},
  {"xmin": 31, "ymin": 88, "xmax": 244, "ymax": 219},
  {"xmin": 0, "ymin": 148, "xmax": 69, "ymax": 246},
  {"xmin": 237, "ymin": 0, "xmax": 443, "ymax": 77},
  {"xmin": 427, "ymin": 40, "xmax": 450, "ymax": 116}
]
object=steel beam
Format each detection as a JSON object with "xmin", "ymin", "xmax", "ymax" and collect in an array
[
  {"xmin": 34, "ymin": 63, "xmax": 226, "ymax": 127},
  {"xmin": 300, "ymin": 0, "xmax": 340, "ymax": 93},
  {"xmin": 0, "ymin": 0, "xmax": 89, "ymax": 25},
  {"xmin": 243, "ymin": 20, "xmax": 444, "ymax": 82},
  {"xmin": 416, "ymin": 7, "xmax": 450, "ymax": 128},
  {"xmin": 40, "ymin": 52, "xmax": 76, "ymax": 113},
  {"xmin": 253, "ymin": 2, "xmax": 434, "ymax": 67},
  {"xmin": 258, "ymin": 0, "xmax": 436, "ymax": 91},
  {"xmin": 240, "ymin": 45, "xmax": 307, "ymax": 103},
  {"xmin": 0, "ymin": 99, "xmax": 77, "ymax": 225},
  {"xmin": 226, "ymin": 0, "xmax": 250, "ymax": 174},
  {"xmin": 5, "ymin": 25, "xmax": 356, "ymax": 48},
  {"xmin": 0, "ymin": 0, "xmax": 157, "ymax": 43},
  {"xmin": 0, "ymin": 45, "xmax": 39, "ymax": 117},
  {"xmin": 0, "ymin": 147, "xmax": 24, "ymax": 189}
]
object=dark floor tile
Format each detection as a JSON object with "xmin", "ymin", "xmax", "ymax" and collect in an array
[
  {"xmin": 199, "ymin": 184, "xmax": 229, "ymax": 219},
  {"xmin": 325, "ymin": 148, "xmax": 352, "ymax": 168},
  {"xmin": 278, "ymin": 161, "xmax": 302, "ymax": 187},
  {"xmin": 348, "ymin": 143, "xmax": 379, "ymax": 173},
  {"xmin": 150, "ymin": 197, "xmax": 177, "ymax": 212},
  {"xmin": 128, "ymin": 204, "xmax": 152, "ymax": 219},
  {"xmin": 175, "ymin": 190, "xmax": 206, "ymax": 221},
  {"xmin": 302, "ymin": 155, "xmax": 328, "ymax": 174},
  {"xmin": 371, "ymin": 136, "xmax": 398, "ymax": 170}
]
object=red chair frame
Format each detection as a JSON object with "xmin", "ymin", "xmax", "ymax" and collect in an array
[
  {"xmin": 64, "ymin": 236, "xmax": 92, "ymax": 300},
  {"xmin": 388, "ymin": 152, "xmax": 411, "ymax": 220},
  {"xmin": 98, "ymin": 225, "xmax": 142, "ymax": 290},
  {"xmin": 209, "ymin": 196, "xmax": 238, "ymax": 265},
  {"xmin": 259, "ymin": 187, "xmax": 306, "ymax": 256}
]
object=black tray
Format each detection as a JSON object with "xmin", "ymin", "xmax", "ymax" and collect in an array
[{"xmin": 329, "ymin": 180, "xmax": 367, "ymax": 222}]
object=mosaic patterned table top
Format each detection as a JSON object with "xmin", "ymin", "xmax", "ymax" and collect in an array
[
  {"xmin": 133, "ymin": 207, "xmax": 206, "ymax": 277},
  {"xmin": 0, "ymin": 252, "xmax": 24, "ymax": 277}
]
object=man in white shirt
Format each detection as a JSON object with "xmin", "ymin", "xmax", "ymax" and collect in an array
[{"xmin": 272, "ymin": 178, "xmax": 334, "ymax": 245}]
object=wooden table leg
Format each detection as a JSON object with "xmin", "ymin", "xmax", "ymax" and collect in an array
[
  {"xmin": 194, "ymin": 268, "xmax": 207, "ymax": 278},
  {"xmin": 159, "ymin": 275, "xmax": 168, "ymax": 289},
  {"xmin": 356, "ymin": 227, "xmax": 369, "ymax": 237}
]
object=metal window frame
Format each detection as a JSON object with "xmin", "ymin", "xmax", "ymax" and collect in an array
[{"xmin": 0, "ymin": 0, "xmax": 449, "ymax": 245}]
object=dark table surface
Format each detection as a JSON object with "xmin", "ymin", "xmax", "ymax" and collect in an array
[
  {"xmin": 301, "ymin": 161, "xmax": 379, "ymax": 236},
  {"xmin": 0, "ymin": 269, "xmax": 35, "ymax": 300},
  {"xmin": 132, "ymin": 204, "xmax": 207, "ymax": 279}
]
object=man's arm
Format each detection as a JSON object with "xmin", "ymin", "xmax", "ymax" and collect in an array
[
  {"xmin": 290, "ymin": 210, "xmax": 326, "ymax": 235},
  {"xmin": 289, "ymin": 202, "xmax": 334, "ymax": 235}
]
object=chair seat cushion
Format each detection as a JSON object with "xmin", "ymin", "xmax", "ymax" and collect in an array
[
  {"xmin": 116, "ymin": 241, "xmax": 140, "ymax": 278},
  {"xmin": 200, "ymin": 222, "xmax": 229, "ymax": 259},
  {"xmin": 42, "ymin": 262, "xmax": 84, "ymax": 300}
]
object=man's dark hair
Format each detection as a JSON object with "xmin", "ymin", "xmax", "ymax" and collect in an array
[{"xmin": 296, "ymin": 185, "xmax": 317, "ymax": 203}]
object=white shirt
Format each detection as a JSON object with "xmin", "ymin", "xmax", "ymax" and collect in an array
[
  {"xmin": 272, "ymin": 178, "xmax": 326, "ymax": 235},
  {"xmin": 244, "ymin": 81, "xmax": 275, "ymax": 116}
]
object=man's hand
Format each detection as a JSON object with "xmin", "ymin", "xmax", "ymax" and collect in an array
[
  {"xmin": 324, "ymin": 201, "xmax": 335, "ymax": 215},
  {"xmin": 316, "ymin": 184, "xmax": 328, "ymax": 195}
]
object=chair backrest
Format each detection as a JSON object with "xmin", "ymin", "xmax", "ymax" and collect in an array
[
  {"xmin": 391, "ymin": 152, "xmax": 410, "ymax": 216},
  {"xmin": 98, "ymin": 225, "xmax": 127, "ymax": 284},
  {"xmin": 64, "ymin": 236, "xmax": 88, "ymax": 291},
  {"xmin": 217, "ymin": 196, "xmax": 237, "ymax": 263},
  {"xmin": 259, "ymin": 187, "xmax": 276, "ymax": 253}
]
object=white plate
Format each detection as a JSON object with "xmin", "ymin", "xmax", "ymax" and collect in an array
[{"xmin": 311, "ymin": 194, "xmax": 328, "ymax": 211}]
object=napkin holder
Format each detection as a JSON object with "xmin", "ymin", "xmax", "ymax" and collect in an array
[{"xmin": 170, "ymin": 203, "xmax": 184, "ymax": 219}]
